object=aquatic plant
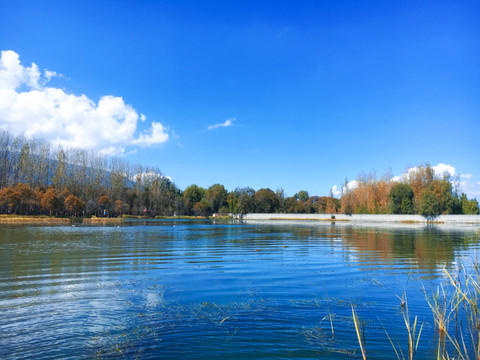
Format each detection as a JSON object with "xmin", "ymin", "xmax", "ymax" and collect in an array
[
  {"xmin": 352, "ymin": 258, "xmax": 480, "ymax": 359},
  {"xmin": 425, "ymin": 261, "xmax": 480, "ymax": 360}
]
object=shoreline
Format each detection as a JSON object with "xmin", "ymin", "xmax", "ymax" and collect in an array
[
  {"xmin": 0, "ymin": 214, "xmax": 231, "ymax": 225},
  {"xmin": 241, "ymin": 213, "xmax": 480, "ymax": 225},
  {"xmin": 1, "ymin": 213, "xmax": 479, "ymax": 228}
]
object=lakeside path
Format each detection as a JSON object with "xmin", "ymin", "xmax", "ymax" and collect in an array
[{"xmin": 242, "ymin": 213, "xmax": 480, "ymax": 226}]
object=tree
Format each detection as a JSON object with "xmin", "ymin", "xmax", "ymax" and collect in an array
[
  {"xmin": 64, "ymin": 194, "xmax": 85, "ymax": 216},
  {"xmin": 389, "ymin": 183, "xmax": 415, "ymax": 214},
  {"xmin": 227, "ymin": 192, "xmax": 239, "ymax": 214},
  {"xmin": 430, "ymin": 179, "xmax": 454, "ymax": 214},
  {"xmin": 193, "ymin": 200, "xmax": 208, "ymax": 217},
  {"xmin": 8, "ymin": 183, "xmax": 34, "ymax": 214},
  {"xmin": 296, "ymin": 190, "xmax": 309, "ymax": 202},
  {"xmin": 236, "ymin": 187, "xmax": 256, "ymax": 214},
  {"xmin": 205, "ymin": 184, "xmax": 227, "ymax": 214},
  {"xmin": 407, "ymin": 163, "xmax": 434, "ymax": 200},
  {"xmin": 418, "ymin": 189, "xmax": 441, "ymax": 220},
  {"xmin": 254, "ymin": 188, "xmax": 279, "ymax": 213},
  {"xmin": 98, "ymin": 195, "xmax": 111, "ymax": 216},
  {"xmin": 275, "ymin": 188, "xmax": 286, "ymax": 212},
  {"xmin": 114, "ymin": 200, "xmax": 126, "ymax": 216},
  {"xmin": 325, "ymin": 197, "xmax": 339, "ymax": 214},
  {"xmin": 41, "ymin": 188, "xmax": 59, "ymax": 215},
  {"xmin": 461, "ymin": 194, "xmax": 479, "ymax": 215},
  {"xmin": 218, "ymin": 206, "xmax": 230, "ymax": 214},
  {"xmin": 183, "ymin": 184, "xmax": 206, "ymax": 215},
  {"xmin": 52, "ymin": 148, "xmax": 67, "ymax": 190}
]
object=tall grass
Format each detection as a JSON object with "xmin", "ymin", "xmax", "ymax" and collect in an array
[
  {"xmin": 425, "ymin": 261, "xmax": 480, "ymax": 360},
  {"xmin": 352, "ymin": 306, "xmax": 367, "ymax": 360},
  {"xmin": 352, "ymin": 259, "xmax": 480, "ymax": 359},
  {"xmin": 382, "ymin": 294, "xmax": 423, "ymax": 360}
]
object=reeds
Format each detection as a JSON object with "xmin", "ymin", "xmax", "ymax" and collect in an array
[
  {"xmin": 352, "ymin": 306, "xmax": 367, "ymax": 360},
  {"xmin": 382, "ymin": 294, "xmax": 423, "ymax": 360},
  {"xmin": 425, "ymin": 261, "xmax": 480, "ymax": 360},
  {"xmin": 352, "ymin": 259, "xmax": 480, "ymax": 359}
]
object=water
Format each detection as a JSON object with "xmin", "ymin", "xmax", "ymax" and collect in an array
[{"xmin": 0, "ymin": 220, "xmax": 479, "ymax": 359}]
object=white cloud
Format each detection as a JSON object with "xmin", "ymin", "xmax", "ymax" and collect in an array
[
  {"xmin": 331, "ymin": 185, "xmax": 341, "ymax": 197},
  {"xmin": 343, "ymin": 180, "xmax": 358, "ymax": 193},
  {"xmin": 208, "ymin": 118, "xmax": 234, "ymax": 130},
  {"xmin": 134, "ymin": 121, "xmax": 169, "ymax": 146},
  {"xmin": 0, "ymin": 50, "xmax": 169, "ymax": 155},
  {"xmin": 461, "ymin": 174, "xmax": 473, "ymax": 179},
  {"xmin": 432, "ymin": 163, "xmax": 456, "ymax": 178},
  {"xmin": 330, "ymin": 181, "xmax": 359, "ymax": 197}
]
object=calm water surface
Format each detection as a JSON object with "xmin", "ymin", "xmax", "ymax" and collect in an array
[{"xmin": 0, "ymin": 220, "xmax": 479, "ymax": 359}]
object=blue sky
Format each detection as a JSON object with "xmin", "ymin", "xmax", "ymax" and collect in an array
[{"xmin": 0, "ymin": 0, "xmax": 479, "ymax": 197}]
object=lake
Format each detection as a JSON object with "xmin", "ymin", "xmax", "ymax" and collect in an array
[{"xmin": 0, "ymin": 220, "xmax": 479, "ymax": 359}]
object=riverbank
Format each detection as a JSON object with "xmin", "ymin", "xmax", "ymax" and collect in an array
[{"xmin": 241, "ymin": 213, "xmax": 480, "ymax": 225}]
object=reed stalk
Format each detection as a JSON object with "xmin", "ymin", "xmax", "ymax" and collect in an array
[{"xmin": 352, "ymin": 306, "xmax": 367, "ymax": 360}]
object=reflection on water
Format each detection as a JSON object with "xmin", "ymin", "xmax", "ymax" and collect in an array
[{"xmin": 0, "ymin": 221, "xmax": 479, "ymax": 359}]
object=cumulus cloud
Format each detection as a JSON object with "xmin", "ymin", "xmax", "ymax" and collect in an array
[
  {"xmin": 208, "ymin": 118, "xmax": 234, "ymax": 130},
  {"xmin": 0, "ymin": 50, "xmax": 169, "ymax": 155},
  {"xmin": 432, "ymin": 163, "xmax": 456, "ymax": 178},
  {"xmin": 345, "ymin": 180, "xmax": 359, "ymax": 191},
  {"xmin": 331, "ymin": 185, "xmax": 341, "ymax": 197}
]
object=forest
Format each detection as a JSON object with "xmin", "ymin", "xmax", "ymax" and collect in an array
[{"xmin": 0, "ymin": 130, "xmax": 478, "ymax": 218}]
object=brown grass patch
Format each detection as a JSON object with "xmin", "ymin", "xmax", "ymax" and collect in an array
[{"xmin": 0, "ymin": 215, "xmax": 71, "ymax": 224}]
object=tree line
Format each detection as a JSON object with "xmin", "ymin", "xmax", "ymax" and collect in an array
[
  {"xmin": 0, "ymin": 130, "xmax": 477, "ymax": 217},
  {"xmin": 340, "ymin": 164, "xmax": 479, "ymax": 216},
  {"xmin": 0, "ymin": 130, "xmax": 341, "ymax": 217}
]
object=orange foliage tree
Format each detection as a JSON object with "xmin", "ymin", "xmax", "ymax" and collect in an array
[{"xmin": 64, "ymin": 195, "xmax": 85, "ymax": 216}]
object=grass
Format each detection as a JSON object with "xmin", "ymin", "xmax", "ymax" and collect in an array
[
  {"xmin": 424, "ymin": 262, "xmax": 480, "ymax": 360},
  {"xmin": 0, "ymin": 214, "xmax": 71, "ymax": 224},
  {"xmin": 351, "ymin": 259, "xmax": 480, "ymax": 359},
  {"xmin": 84, "ymin": 216, "xmax": 123, "ymax": 224},
  {"xmin": 352, "ymin": 307, "xmax": 367, "ymax": 360}
]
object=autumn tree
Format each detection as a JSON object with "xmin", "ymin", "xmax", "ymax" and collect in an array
[
  {"xmin": 406, "ymin": 163, "xmax": 434, "ymax": 200},
  {"xmin": 41, "ymin": 188, "xmax": 59, "ymax": 215},
  {"xmin": 64, "ymin": 195, "xmax": 85, "ymax": 216},
  {"xmin": 429, "ymin": 179, "xmax": 454, "ymax": 214},
  {"xmin": 193, "ymin": 200, "xmax": 208, "ymax": 217},
  {"xmin": 325, "ymin": 197, "xmax": 339, "ymax": 214},
  {"xmin": 114, "ymin": 200, "xmax": 126, "ymax": 216},
  {"xmin": 98, "ymin": 195, "xmax": 111, "ymax": 216}
]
